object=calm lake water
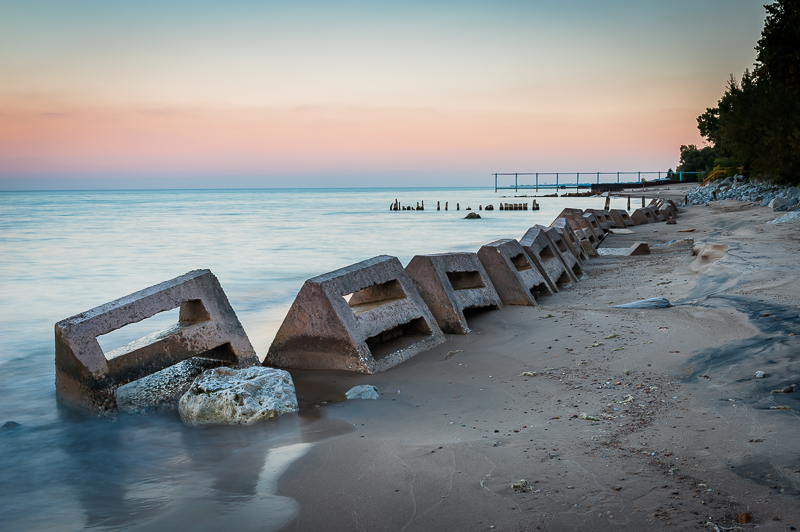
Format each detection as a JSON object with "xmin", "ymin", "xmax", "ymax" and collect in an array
[{"xmin": 0, "ymin": 187, "xmax": 627, "ymax": 530}]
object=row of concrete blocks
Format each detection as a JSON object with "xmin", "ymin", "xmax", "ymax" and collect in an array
[{"xmin": 54, "ymin": 204, "xmax": 678, "ymax": 413}]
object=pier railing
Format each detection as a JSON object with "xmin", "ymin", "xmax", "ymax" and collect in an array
[{"xmin": 493, "ymin": 171, "xmax": 701, "ymax": 192}]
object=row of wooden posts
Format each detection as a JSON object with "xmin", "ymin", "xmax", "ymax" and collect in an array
[{"xmin": 390, "ymin": 195, "xmax": 643, "ymax": 212}]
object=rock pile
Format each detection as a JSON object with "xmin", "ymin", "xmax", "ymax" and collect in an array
[{"xmin": 682, "ymin": 175, "xmax": 800, "ymax": 211}]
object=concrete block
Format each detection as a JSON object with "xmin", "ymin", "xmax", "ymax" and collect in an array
[
  {"xmin": 543, "ymin": 226, "xmax": 583, "ymax": 276},
  {"xmin": 520, "ymin": 225, "xmax": 578, "ymax": 291},
  {"xmin": 55, "ymin": 269, "xmax": 258, "ymax": 415},
  {"xmin": 585, "ymin": 209, "xmax": 611, "ymax": 231},
  {"xmin": 665, "ymin": 199, "xmax": 679, "ymax": 215},
  {"xmin": 646, "ymin": 206, "xmax": 666, "ymax": 222},
  {"xmin": 605, "ymin": 210, "xmax": 626, "ymax": 228},
  {"xmin": 630, "ymin": 208, "xmax": 654, "ymax": 225},
  {"xmin": 477, "ymin": 239, "xmax": 553, "ymax": 306},
  {"xmin": 556, "ymin": 209, "xmax": 601, "ymax": 246},
  {"xmin": 651, "ymin": 199, "xmax": 677, "ymax": 218},
  {"xmin": 406, "ymin": 252, "xmax": 502, "ymax": 334},
  {"xmin": 580, "ymin": 239, "xmax": 599, "ymax": 257},
  {"xmin": 265, "ymin": 255, "xmax": 445, "ymax": 373},
  {"xmin": 550, "ymin": 217, "xmax": 588, "ymax": 262},
  {"xmin": 582, "ymin": 212, "xmax": 607, "ymax": 240},
  {"xmin": 624, "ymin": 241, "xmax": 651, "ymax": 256},
  {"xmin": 610, "ymin": 209, "xmax": 635, "ymax": 227}
]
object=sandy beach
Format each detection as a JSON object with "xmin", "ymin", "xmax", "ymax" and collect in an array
[{"xmin": 276, "ymin": 183, "xmax": 800, "ymax": 531}]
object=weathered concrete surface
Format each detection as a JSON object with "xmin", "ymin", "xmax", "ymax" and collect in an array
[
  {"xmin": 265, "ymin": 255, "xmax": 445, "ymax": 374},
  {"xmin": 586, "ymin": 209, "xmax": 617, "ymax": 229},
  {"xmin": 647, "ymin": 206, "xmax": 666, "ymax": 222},
  {"xmin": 477, "ymin": 239, "xmax": 553, "ymax": 306},
  {"xmin": 665, "ymin": 199, "xmax": 679, "ymax": 215},
  {"xmin": 550, "ymin": 218, "xmax": 589, "ymax": 262},
  {"xmin": 519, "ymin": 225, "xmax": 578, "ymax": 291},
  {"xmin": 605, "ymin": 209, "xmax": 627, "ymax": 229},
  {"xmin": 659, "ymin": 206, "xmax": 675, "ymax": 220},
  {"xmin": 624, "ymin": 241, "xmax": 651, "ymax": 256},
  {"xmin": 555, "ymin": 209, "xmax": 600, "ymax": 246},
  {"xmin": 114, "ymin": 357, "xmax": 228, "ymax": 413},
  {"xmin": 406, "ymin": 252, "xmax": 502, "ymax": 334},
  {"xmin": 580, "ymin": 239, "xmax": 599, "ymax": 257},
  {"xmin": 178, "ymin": 367, "xmax": 298, "ymax": 426},
  {"xmin": 582, "ymin": 212, "xmax": 607, "ymax": 243},
  {"xmin": 651, "ymin": 198, "xmax": 678, "ymax": 219},
  {"xmin": 543, "ymin": 226, "xmax": 583, "ymax": 277},
  {"xmin": 610, "ymin": 209, "xmax": 635, "ymax": 227},
  {"xmin": 55, "ymin": 269, "xmax": 258, "ymax": 415},
  {"xmin": 630, "ymin": 208, "xmax": 654, "ymax": 225},
  {"xmin": 585, "ymin": 209, "xmax": 611, "ymax": 231}
]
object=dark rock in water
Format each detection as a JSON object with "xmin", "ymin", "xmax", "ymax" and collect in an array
[
  {"xmin": 1, "ymin": 421, "xmax": 22, "ymax": 431},
  {"xmin": 115, "ymin": 357, "xmax": 230, "ymax": 413},
  {"xmin": 464, "ymin": 212, "xmax": 481, "ymax": 219},
  {"xmin": 485, "ymin": 205, "xmax": 494, "ymax": 211},
  {"xmin": 614, "ymin": 297, "xmax": 672, "ymax": 309}
]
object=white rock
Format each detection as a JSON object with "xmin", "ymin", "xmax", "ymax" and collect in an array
[
  {"xmin": 755, "ymin": 371, "xmax": 765, "ymax": 378},
  {"xmin": 345, "ymin": 385, "xmax": 379, "ymax": 400},
  {"xmin": 179, "ymin": 367, "xmax": 298, "ymax": 426},
  {"xmin": 769, "ymin": 211, "xmax": 800, "ymax": 224}
]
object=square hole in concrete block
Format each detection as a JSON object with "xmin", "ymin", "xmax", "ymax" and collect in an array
[
  {"xmin": 98, "ymin": 299, "xmax": 211, "ymax": 360},
  {"xmin": 345, "ymin": 279, "xmax": 407, "ymax": 316},
  {"xmin": 510, "ymin": 253, "xmax": 532, "ymax": 272},
  {"xmin": 366, "ymin": 317, "xmax": 432, "ymax": 360},
  {"xmin": 446, "ymin": 270, "xmax": 485, "ymax": 291},
  {"xmin": 539, "ymin": 245, "xmax": 556, "ymax": 261}
]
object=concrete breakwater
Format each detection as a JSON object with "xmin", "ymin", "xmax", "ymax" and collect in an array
[
  {"xmin": 390, "ymin": 200, "xmax": 540, "ymax": 211},
  {"xmin": 54, "ymin": 200, "xmax": 679, "ymax": 415}
]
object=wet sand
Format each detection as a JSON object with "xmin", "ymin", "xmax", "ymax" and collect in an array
[{"xmin": 277, "ymin": 185, "xmax": 800, "ymax": 531}]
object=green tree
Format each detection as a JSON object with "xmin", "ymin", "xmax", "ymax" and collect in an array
[
  {"xmin": 695, "ymin": 0, "xmax": 800, "ymax": 184},
  {"xmin": 676, "ymin": 144, "xmax": 717, "ymax": 175},
  {"xmin": 756, "ymin": 0, "xmax": 800, "ymax": 94}
]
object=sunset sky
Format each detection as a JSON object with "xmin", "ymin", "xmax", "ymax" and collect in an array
[{"xmin": 0, "ymin": 0, "xmax": 767, "ymax": 189}]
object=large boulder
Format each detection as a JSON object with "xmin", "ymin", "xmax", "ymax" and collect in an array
[{"xmin": 179, "ymin": 367, "xmax": 299, "ymax": 426}]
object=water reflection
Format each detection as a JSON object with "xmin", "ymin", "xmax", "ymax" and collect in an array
[{"xmin": 0, "ymin": 408, "xmax": 351, "ymax": 530}]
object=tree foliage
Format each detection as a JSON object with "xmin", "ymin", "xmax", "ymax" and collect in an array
[
  {"xmin": 695, "ymin": 0, "xmax": 800, "ymax": 184},
  {"xmin": 676, "ymin": 144, "xmax": 718, "ymax": 174}
]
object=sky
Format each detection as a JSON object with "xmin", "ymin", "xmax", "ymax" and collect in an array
[{"xmin": 0, "ymin": 0, "xmax": 767, "ymax": 189}]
